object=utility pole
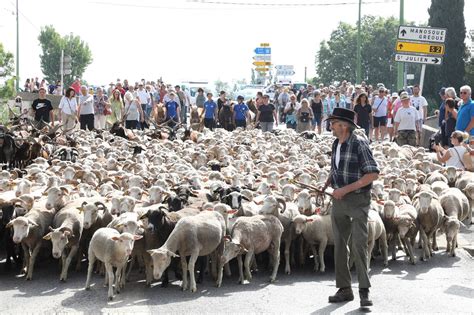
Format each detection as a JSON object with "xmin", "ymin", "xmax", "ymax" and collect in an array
[
  {"xmin": 15, "ymin": 0, "xmax": 19, "ymax": 92},
  {"xmin": 60, "ymin": 49, "xmax": 64, "ymax": 96},
  {"xmin": 356, "ymin": 0, "xmax": 362, "ymax": 84},
  {"xmin": 397, "ymin": 0, "xmax": 405, "ymax": 90},
  {"xmin": 304, "ymin": 66, "xmax": 307, "ymax": 82}
]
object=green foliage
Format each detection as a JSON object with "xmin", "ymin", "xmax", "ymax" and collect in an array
[
  {"xmin": 38, "ymin": 25, "xmax": 93, "ymax": 88},
  {"xmin": 0, "ymin": 42, "xmax": 15, "ymax": 100},
  {"xmin": 251, "ymin": 69, "xmax": 256, "ymax": 85},
  {"xmin": 214, "ymin": 79, "xmax": 231, "ymax": 96},
  {"xmin": 316, "ymin": 16, "xmax": 403, "ymax": 90},
  {"xmin": 424, "ymin": 0, "xmax": 466, "ymax": 101}
]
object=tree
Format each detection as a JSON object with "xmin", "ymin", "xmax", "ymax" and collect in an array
[
  {"xmin": 38, "ymin": 25, "xmax": 93, "ymax": 87},
  {"xmin": 214, "ymin": 79, "xmax": 230, "ymax": 96},
  {"xmin": 0, "ymin": 42, "xmax": 15, "ymax": 99},
  {"xmin": 315, "ymin": 16, "xmax": 405, "ymax": 90},
  {"xmin": 424, "ymin": 0, "xmax": 466, "ymax": 100}
]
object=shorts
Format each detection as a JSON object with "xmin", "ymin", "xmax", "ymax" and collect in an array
[
  {"xmin": 235, "ymin": 120, "xmax": 246, "ymax": 128},
  {"xmin": 373, "ymin": 116, "xmax": 387, "ymax": 128},
  {"xmin": 312, "ymin": 113, "xmax": 322, "ymax": 126}
]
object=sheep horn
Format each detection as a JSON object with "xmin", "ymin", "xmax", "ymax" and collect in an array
[{"xmin": 276, "ymin": 197, "xmax": 286, "ymax": 214}]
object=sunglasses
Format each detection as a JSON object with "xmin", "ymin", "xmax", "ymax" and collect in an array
[{"xmin": 460, "ymin": 91, "xmax": 469, "ymax": 95}]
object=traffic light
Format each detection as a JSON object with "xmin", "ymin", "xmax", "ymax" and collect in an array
[{"xmin": 63, "ymin": 55, "xmax": 72, "ymax": 75}]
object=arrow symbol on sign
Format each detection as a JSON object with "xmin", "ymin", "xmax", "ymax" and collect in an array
[
  {"xmin": 400, "ymin": 29, "xmax": 407, "ymax": 36},
  {"xmin": 432, "ymin": 58, "xmax": 439, "ymax": 64},
  {"xmin": 398, "ymin": 43, "xmax": 404, "ymax": 49}
]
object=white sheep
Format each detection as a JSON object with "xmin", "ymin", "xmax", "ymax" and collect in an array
[
  {"xmin": 438, "ymin": 188, "xmax": 470, "ymax": 257},
  {"xmin": 84, "ymin": 227, "xmax": 142, "ymax": 300},
  {"xmin": 147, "ymin": 210, "xmax": 226, "ymax": 292},
  {"xmin": 292, "ymin": 213, "xmax": 333, "ymax": 272},
  {"xmin": 6, "ymin": 202, "xmax": 55, "ymax": 280},
  {"xmin": 412, "ymin": 191, "xmax": 444, "ymax": 261},
  {"xmin": 43, "ymin": 206, "xmax": 84, "ymax": 281},
  {"xmin": 218, "ymin": 213, "xmax": 283, "ymax": 286}
]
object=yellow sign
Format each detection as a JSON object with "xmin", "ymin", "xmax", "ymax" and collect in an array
[
  {"xmin": 260, "ymin": 43, "xmax": 270, "ymax": 47},
  {"xmin": 255, "ymin": 67, "xmax": 269, "ymax": 72},
  {"xmin": 253, "ymin": 61, "xmax": 271, "ymax": 66},
  {"xmin": 396, "ymin": 41, "xmax": 444, "ymax": 55}
]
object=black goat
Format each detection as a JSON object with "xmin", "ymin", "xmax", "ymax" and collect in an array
[
  {"xmin": 0, "ymin": 133, "xmax": 20, "ymax": 169},
  {"xmin": 164, "ymin": 186, "xmax": 198, "ymax": 211},
  {"xmin": 0, "ymin": 202, "xmax": 22, "ymax": 269},
  {"xmin": 110, "ymin": 122, "xmax": 128, "ymax": 139}
]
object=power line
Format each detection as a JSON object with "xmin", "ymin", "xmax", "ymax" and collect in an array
[{"xmin": 9, "ymin": 1, "xmax": 39, "ymax": 31}]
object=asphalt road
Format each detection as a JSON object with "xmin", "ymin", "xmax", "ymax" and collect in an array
[{"xmin": 0, "ymin": 227, "xmax": 472, "ymax": 315}]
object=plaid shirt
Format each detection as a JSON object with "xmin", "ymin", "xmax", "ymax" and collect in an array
[{"xmin": 330, "ymin": 133, "xmax": 379, "ymax": 192}]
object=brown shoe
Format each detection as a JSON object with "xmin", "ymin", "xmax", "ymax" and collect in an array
[
  {"xmin": 328, "ymin": 287, "xmax": 354, "ymax": 303},
  {"xmin": 359, "ymin": 288, "xmax": 373, "ymax": 307}
]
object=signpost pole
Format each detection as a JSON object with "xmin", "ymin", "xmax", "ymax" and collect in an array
[
  {"xmin": 356, "ymin": 0, "xmax": 362, "ymax": 84},
  {"xmin": 397, "ymin": 0, "xmax": 404, "ymax": 90},
  {"xmin": 419, "ymin": 64, "xmax": 426, "ymax": 96},
  {"xmin": 60, "ymin": 49, "xmax": 64, "ymax": 96}
]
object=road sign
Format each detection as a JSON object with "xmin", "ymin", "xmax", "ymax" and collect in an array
[
  {"xmin": 398, "ymin": 25, "xmax": 447, "ymax": 44},
  {"xmin": 254, "ymin": 47, "xmax": 271, "ymax": 54},
  {"xmin": 394, "ymin": 53, "xmax": 443, "ymax": 66},
  {"xmin": 255, "ymin": 67, "xmax": 270, "ymax": 72},
  {"xmin": 260, "ymin": 43, "xmax": 270, "ymax": 47},
  {"xmin": 275, "ymin": 65, "xmax": 294, "ymax": 70},
  {"xmin": 253, "ymin": 61, "xmax": 271, "ymax": 66},
  {"xmin": 276, "ymin": 70, "xmax": 295, "ymax": 76},
  {"xmin": 253, "ymin": 55, "xmax": 271, "ymax": 61},
  {"xmin": 396, "ymin": 41, "xmax": 444, "ymax": 55}
]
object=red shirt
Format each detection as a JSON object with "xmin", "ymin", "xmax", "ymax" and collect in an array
[
  {"xmin": 387, "ymin": 100, "xmax": 393, "ymax": 118},
  {"xmin": 71, "ymin": 81, "xmax": 81, "ymax": 95}
]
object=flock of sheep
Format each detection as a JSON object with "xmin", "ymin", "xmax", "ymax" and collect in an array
[{"xmin": 0, "ymin": 126, "xmax": 472, "ymax": 301}]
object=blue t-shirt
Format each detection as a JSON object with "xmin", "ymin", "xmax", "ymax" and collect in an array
[
  {"xmin": 204, "ymin": 100, "xmax": 217, "ymax": 119},
  {"xmin": 234, "ymin": 103, "xmax": 249, "ymax": 120},
  {"xmin": 166, "ymin": 101, "xmax": 179, "ymax": 119},
  {"xmin": 455, "ymin": 99, "xmax": 474, "ymax": 135}
]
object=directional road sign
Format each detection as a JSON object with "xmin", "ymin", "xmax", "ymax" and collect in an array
[
  {"xmin": 253, "ymin": 61, "xmax": 272, "ymax": 66},
  {"xmin": 254, "ymin": 47, "xmax": 271, "ymax": 54},
  {"xmin": 255, "ymin": 67, "xmax": 270, "ymax": 72},
  {"xmin": 398, "ymin": 25, "xmax": 447, "ymax": 44},
  {"xmin": 253, "ymin": 55, "xmax": 271, "ymax": 61},
  {"xmin": 260, "ymin": 43, "xmax": 270, "ymax": 47},
  {"xmin": 396, "ymin": 40, "xmax": 444, "ymax": 55},
  {"xmin": 394, "ymin": 54, "xmax": 442, "ymax": 66},
  {"xmin": 276, "ymin": 70, "xmax": 295, "ymax": 76},
  {"xmin": 275, "ymin": 65, "xmax": 294, "ymax": 70}
]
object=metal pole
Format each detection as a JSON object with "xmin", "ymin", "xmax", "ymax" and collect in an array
[
  {"xmin": 15, "ymin": 0, "xmax": 19, "ymax": 92},
  {"xmin": 60, "ymin": 49, "xmax": 64, "ymax": 95},
  {"xmin": 419, "ymin": 64, "xmax": 426, "ymax": 96},
  {"xmin": 397, "ymin": 0, "xmax": 405, "ymax": 90},
  {"xmin": 304, "ymin": 66, "xmax": 307, "ymax": 82},
  {"xmin": 356, "ymin": 0, "xmax": 362, "ymax": 84}
]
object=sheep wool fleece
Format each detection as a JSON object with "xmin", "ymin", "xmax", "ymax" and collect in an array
[{"xmin": 331, "ymin": 190, "xmax": 371, "ymax": 289}]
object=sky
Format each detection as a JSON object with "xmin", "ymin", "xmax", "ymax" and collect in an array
[{"xmin": 1, "ymin": 0, "xmax": 473, "ymax": 86}]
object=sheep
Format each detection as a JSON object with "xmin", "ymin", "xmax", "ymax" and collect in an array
[
  {"xmin": 412, "ymin": 191, "xmax": 444, "ymax": 261},
  {"xmin": 430, "ymin": 181, "xmax": 450, "ymax": 197},
  {"xmin": 147, "ymin": 210, "xmax": 226, "ymax": 292},
  {"xmin": 367, "ymin": 210, "xmax": 388, "ymax": 267},
  {"xmin": 218, "ymin": 213, "xmax": 283, "ymax": 287},
  {"xmin": 292, "ymin": 213, "xmax": 333, "ymax": 272},
  {"xmin": 140, "ymin": 206, "xmax": 200, "ymax": 286},
  {"xmin": 43, "ymin": 206, "xmax": 83, "ymax": 281},
  {"xmin": 438, "ymin": 188, "xmax": 470, "ymax": 257},
  {"xmin": 395, "ymin": 204, "xmax": 418, "ymax": 264},
  {"xmin": 84, "ymin": 228, "xmax": 142, "ymax": 300},
  {"xmin": 45, "ymin": 186, "xmax": 74, "ymax": 211},
  {"xmin": 424, "ymin": 171, "xmax": 448, "ymax": 185},
  {"xmin": 295, "ymin": 189, "xmax": 314, "ymax": 215},
  {"xmin": 107, "ymin": 211, "xmax": 143, "ymax": 235},
  {"xmin": 6, "ymin": 203, "xmax": 55, "ymax": 280}
]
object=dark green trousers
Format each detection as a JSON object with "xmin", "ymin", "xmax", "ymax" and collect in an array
[{"xmin": 331, "ymin": 190, "xmax": 371, "ymax": 289}]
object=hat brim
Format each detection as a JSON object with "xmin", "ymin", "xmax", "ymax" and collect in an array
[{"xmin": 325, "ymin": 115, "xmax": 360, "ymax": 129}]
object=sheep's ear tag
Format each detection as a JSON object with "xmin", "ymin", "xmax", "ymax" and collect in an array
[
  {"xmin": 306, "ymin": 218, "xmax": 314, "ymax": 222},
  {"xmin": 77, "ymin": 207, "xmax": 83, "ymax": 212},
  {"xmin": 227, "ymin": 209, "xmax": 238, "ymax": 214},
  {"xmin": 377, "ymin": 200, "xmax": 385, "ymax": 205},
  {"xmin": 315, "ymin": 208, "xmax": 321, "ymax": 215}
]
